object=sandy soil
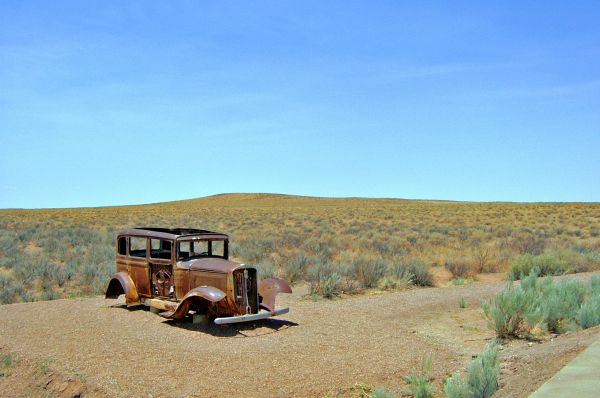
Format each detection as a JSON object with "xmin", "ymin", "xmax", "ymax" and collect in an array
[{"xmin": 1, "ymin": 274, "xmax": 599, "ymax": 398}]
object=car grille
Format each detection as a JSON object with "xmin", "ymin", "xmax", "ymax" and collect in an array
[{"xmin": 233, "ymin": 268, "xmax": 258, "ymax": 314}]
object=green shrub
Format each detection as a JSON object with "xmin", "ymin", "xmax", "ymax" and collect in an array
[
  {"xmin": 350, "ymin": 382, "xmax": 371, "ymax": 397},
  {"xmin": 350, "ymin": 256, "xmax": 387, "ymax": 289},
  {"xmin": 40, "ymin": 290, "xmax": 59, "ymax": 301},
  {"xmin": 278, "ymin": 231, "xmax": 302, "ymax": 248},
  {"xmin": 231, "ymin": 242, "xmax": 264, "ymax": 264},
  {"xmin": 0, "ymin": 231, "xmax": 17, "ymax": 258},
  {"xmin": 303, "ymin": 237, "xmax": 322, "ymax": 254},
  {"xmin": 579, "ymin": 275, "xmax": 600, "ymax": 329},
  {"xmin": 467, "ymin": 341, "xmax": 500, "ymax": 398},
  {"xmin": 54, "ymin": 266, "xmax": 67, "ymax": 287},
  {"xmin": 328, "ymin": 260, "xmax": 361, "ymax": 295},
  {"xmin": 592, "ymin": 274, "xmax": 600, "ymax": 295},
  {"xmin": 372, "ymin": 238, "xmax": 408, "ymax": 258},
  {"xmin": 481, "ymin": 280, "xmax": 539, "ymax": 338},
  {"xmin": 390, "ymin": 259, "xmax": 434, "ymax": 287},
  {"xmin": 404, "ymin": 354, "xmax": 433, "ymax": 398},
  {"xmin": 0, "ymin": 274, "xmax": 28, "ymax": 304},
  {"xmin": 443, "ymin": 341, "xmax": 500, "ymax": 398},
  {"xmin": 483, "ymin": 272, "xmax": 599, "ymax": 337},
  {"xmin": 507, "ymin": 254, "xmax": 572, "ymax": 280},
  {"xmin": 444, "ymin": 372, "xmax": 469, "ymax": 398},
  {"xmin": 79, "ymin": 260, "xmax": 112, "ymax": 294},
  {"xmin": 578, "ymin": 297, "xmax": 600, "ymax": 329},
  {"xmin": 256, "ymin": 261, "xmax": 279, "ymax": 280},
  {"xmin": 449, "ymin": 277, "xmax": 474, "ymax": 286},
  {"xmin": 64, "ymin": 260, "xmax": 78, "ymax": 282},
  {"xmin": 378, "ymin": 276, "xmax": 411, "ymax": 291},
  {"xmin": 370, "ymin": 386, "xmax": 396, "ymax": 398},
  {"xmin": 543, "ymin": 246, "xmax": 600, "ymax": 273},
  {"xmin": 283, "ymin": 255, "xmax": 308, "ymax": 284},
  {"xmin": 1, "ymin": 354, "xmax": 12, "ymax": 369},
  {"xmin": 538, "ymin": 279, "xmax": 586, "ymax": 333},
  {"xmin": 83, "ymin": 243, "xmax": 114, "ymax": 266},
  {"xmin": 320, "ymin": 272, "xmax": 343, "ymax": 298},
  {"xmin": 13, "ymin": 253, "xmax": 40, "ymax": 287},
  {"xmin": 308, "ymin": 259, "xmax": 344, "ymax": 298}
]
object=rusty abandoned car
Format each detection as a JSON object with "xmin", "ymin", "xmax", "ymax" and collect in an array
[{"xmin": 105, "ymin": 228, "xmax": 292, "ymax": 324}]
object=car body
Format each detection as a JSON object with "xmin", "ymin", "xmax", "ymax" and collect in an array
[{"xmin": 105, "ymin": 227, "xmax": 291, "ymax": 324}]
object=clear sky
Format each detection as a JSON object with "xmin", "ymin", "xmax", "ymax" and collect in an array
[{"xmin": 1, "ymin": 1, "xmax": 599, "ymax": 208}]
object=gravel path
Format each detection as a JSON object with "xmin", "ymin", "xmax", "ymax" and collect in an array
[{"xmin": 1, "ymin": 275, "xmax": 598, "ymax": 397}]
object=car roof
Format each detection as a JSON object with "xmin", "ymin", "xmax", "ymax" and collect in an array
[{"xmin": 118, "ymin": 227, "xmax": 229, "ymax": 240}]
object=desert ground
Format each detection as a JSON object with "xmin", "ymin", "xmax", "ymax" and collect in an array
[{"xmin": 1, "ymin": 273, "xmax": 599, "ymax": 398}]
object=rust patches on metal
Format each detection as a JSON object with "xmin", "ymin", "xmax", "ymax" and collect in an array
[
  {"xmin": 105, "ymin": 271, "xmax": 140, "ymax": 305},
  {"xmin": 105, "ymin": 227, "xmax": 292, "ymax": 324},
  {"xmin": 258, "ymin": 278, "xmax": 292, "ymax": 312},
  {"xmin": 163, "ymin": 286, "xmax": 226, "ymax": 319}
]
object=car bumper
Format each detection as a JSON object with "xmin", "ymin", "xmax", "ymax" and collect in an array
[{"xmin": 213, "ymin": 307, "xmax": 290, "ymax": 325}]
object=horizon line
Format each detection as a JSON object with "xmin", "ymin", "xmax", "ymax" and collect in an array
[{"xmin": 1, "ymin": 192, "xmax": 599, "ymax": 211}]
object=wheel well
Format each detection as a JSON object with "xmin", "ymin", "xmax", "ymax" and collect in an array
[
  {"xmin": 105, "ymin": 278, "xmax": 125, "ymax": 299},
  {"xmin": 187, "ymin": 296, "xmax": 210, "ymax": 313}
]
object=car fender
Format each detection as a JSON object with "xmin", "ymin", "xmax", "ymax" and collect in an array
[
  {"xmin": 105, "ymin": 271, "xmax": 140, "ymax": 305},
  {"xmin": 258, "ymin": 278, "xmax": 292, "ymax": 312},
  {"xmin": 163, "ymin": 286, "xmax": 226, "ymax": 319}
]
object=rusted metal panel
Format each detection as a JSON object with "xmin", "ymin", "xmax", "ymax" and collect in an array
[
  {"xmin": 162, "ymin": 286, "xmax": 226, "ymax": 319},
  {"xmin": 116, "ymin": 256, "xmax": 127, "ymax": 273},
  {"xmin": 258, "ymin": 278, "xmax": 292, "ymax": 312},
  {"xmin": 143, "ymin": 298, "xmax": 177, "ymax": 312},
  {"xmin": 173, "ymin": 268, "xmax": 189, "ymax": 300},
  {"xmin": 190, "ymin": 272, "xmax": 227, "ymax": 293},
  {"xmin": 128, "ymin": 261, "xmax": 151, "ymax": 296},
  {"xmin": 105, "ymin": 272, "xmax": 140, "ymax": 305},
  {"xmin": 178, "ymin": 257, "xmax": 241, "ymax": 273}
]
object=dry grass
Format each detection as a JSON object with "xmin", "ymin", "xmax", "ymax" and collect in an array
[{"xmin": 1, "ymin": 193, "xmax": 599, "ymax": 303}]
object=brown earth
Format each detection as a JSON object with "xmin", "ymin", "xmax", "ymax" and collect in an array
[{"xmin": 1, "ymin": 274, "xmax": 599, "ymax": 398}]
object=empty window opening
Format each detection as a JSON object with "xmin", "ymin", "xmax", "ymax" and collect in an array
[
  {"xmin": 150, "ymin": 239, "xmax": 172, "ymax": 260},
  {"xmin": 129, "ymin": 237, "xmax": 147, "ymax": 258}
]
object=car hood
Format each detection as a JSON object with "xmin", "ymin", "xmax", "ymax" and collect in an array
[{"xmin": 176, "ymin": 257, "xmax": 247, "ymax": 273}]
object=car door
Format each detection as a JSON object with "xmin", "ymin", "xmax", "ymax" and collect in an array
[{"xmin": 127, "ymin": 236, "xmax": 151, "ymax": 296}]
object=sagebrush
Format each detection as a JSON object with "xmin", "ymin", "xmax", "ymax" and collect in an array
[
  {"xmin": 482, "ymin": 272, "xmax": 600, "ymax": 338},
  {"xmin": 0, "ymin": 194, "xmax": 599, "ymax": 302}
]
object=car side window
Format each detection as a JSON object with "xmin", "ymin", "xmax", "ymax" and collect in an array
[
  {"xmin": 178, "ymin": 241, "xmax": 190, "ymax": 261},
  {"xmin": 129, "ymin": 237, "xmax": 147, "ymax": 258},
  {"xmin": 150, "ymin": 239, "xmax": 172, "ymax": 259},
  {"xmin": 117, "ymin": 237, "xmax": 127, "ymax": 255},
  {"xmin": 211, "ymin": 240, "xmax": 225, "ymax": 257}
]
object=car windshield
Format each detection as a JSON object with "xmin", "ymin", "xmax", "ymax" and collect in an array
[{"xmin": 177, "ymin": 238, "xmax": 227, "ymax": 261}]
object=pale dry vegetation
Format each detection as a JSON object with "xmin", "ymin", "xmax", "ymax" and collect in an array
[
  {"xmin": 1, "ymin": 193, "xmax": 599, "ymax": 304},
  {"xmin": 482, "ymin": 273, "xmax": 600, "ymax": 338}
]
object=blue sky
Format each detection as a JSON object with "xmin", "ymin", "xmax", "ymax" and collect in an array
[{"xmin": 1, "ymin": 1, "xmax": 599, "ymax": 208}]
